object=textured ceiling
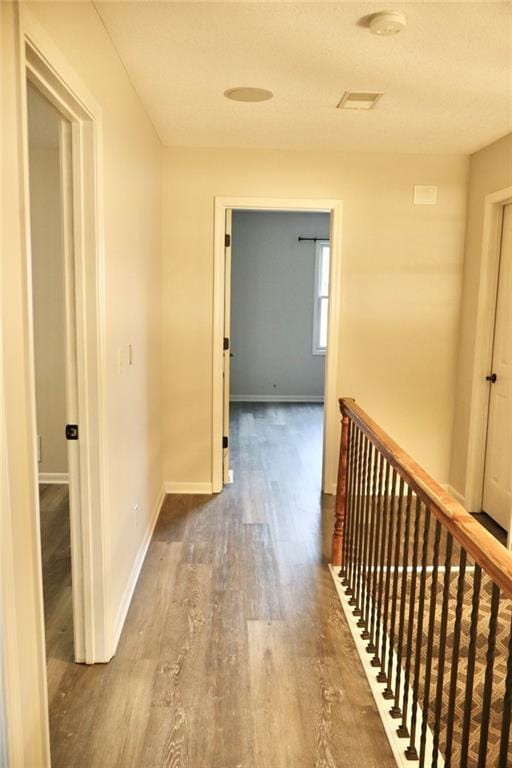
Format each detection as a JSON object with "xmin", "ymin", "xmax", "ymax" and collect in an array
[{"xmin": 95, "ymin": 1, "xmax": 512, "ymax": 153}]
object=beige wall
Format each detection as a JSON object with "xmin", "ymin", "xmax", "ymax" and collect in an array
[
  {"xmin": 24, "ymin": 0, "xmax": 164, "ymax": 621},
  {"xmin": 28, "ymin": 147, "xmax": 68, "ymax": 476},
  {"xmin": 162, "ymin": 147, "xmax": 468, "ymax": 488},
  {"xmin": 2, "ymin": 2, "xmax": 163, "ymax": 762},
  {"xmin": 450, "ymin": 133, "xmax": 512, "ymax": 498}
]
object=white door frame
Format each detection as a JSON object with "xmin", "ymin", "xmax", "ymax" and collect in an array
[
  {"xmin": 464, "ymin": 186, "xmax": 512, "ymax": 534},
  {"xmin": 21, "ymin": 11, "xmax": 110, "ymax": 663},
  {"xmin": 213, "ymin": 197, "xmax": 343, "ymax": 495}
]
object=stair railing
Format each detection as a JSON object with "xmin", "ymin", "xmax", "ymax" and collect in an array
[{"xmin": 332, "ymin": 397, "xmax": 512, "ymax": 767}]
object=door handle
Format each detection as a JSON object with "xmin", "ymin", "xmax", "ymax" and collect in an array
[{"xmin": 486, "ymin": 373, "xmax": 497, "ymax": 383}]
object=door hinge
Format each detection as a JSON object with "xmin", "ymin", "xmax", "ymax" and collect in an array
[
  {"xmin": 223, "ymin": 436, "xmax": 229, "ymax": 449},
  {"xmin": 225, "ymin": 233, "xmax": 231, "ymax": 248},
  {"xmin": 223, "ymin": 337, "xmax": 229, "ymax": 351},
  {"xmin": 65, "ymin": 424, "xmax": 79, "ymax": 440}
]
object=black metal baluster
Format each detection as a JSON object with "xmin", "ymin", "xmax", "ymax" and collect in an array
[
  {"xmin": 378, "ymin": 468, "xmax": 397, "ymax": 685},
  {"xmin": 477, "ymin": 581, "xmax": 500, "ymax": 768},
  {"xmin": 348, "ymin": 428, "xmax": 364, "ymax": 607},
  {"xmin": 373, "ymin": 461, "xmax": 391, "ymax": 669},
  {"xmin": 354, "ymin": 436, "xmax": 370, "ymax": 618},
  {"xmin": 383, "ymin": 476, "xmax": 405, "ymax": 701},
  {"xmin": 341, "ymin": 420, "xmax": 355, "ymax": 584},
  {"xmin": 498, "ymin": 608, "xmax": 512, "ymax": 768},
  {"xmin": 398, "ymin": 495, "xmax": 422, "ymax": 739},
  {"xmin": 431, "ymin": 531, "xmax": 453, "ymax": 767},
  {"xmin": 390, "ymin": 485, "xmax": 413, "ymax": 720},
  {"xmin": 405, "ymin": 506, "xmax": 431, "ymax": 761},
  {"xmin": 361, "ymin": 446, "xmax": 379, "ymax": 640},
  {"xmin": 444, "ymin": 548, "xmax": 467, "ymax": 768},
  {"xmin": 345, "ymin": 426, "xmax": 360, "ymax": 597},
  {"xmin": 419, "ymin": 518, "xmax": 442, "ymax": 767},
  {"xmin": 460, "ymin": 564, "xmax": 482, "ymax": 767},
  {"xmin": 367, "ymin": 452, "xmax": 384, "ymax": 656}
]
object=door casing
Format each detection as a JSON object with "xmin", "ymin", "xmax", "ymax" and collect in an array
[
  {"xmin": 213, "ymin": 197, "xmax": 343, "ymax": 495},
  {"xmin": 22, "ymin": 10, "xmax": 111, "ymax": 664},
  {"xmin": 481, "ymin": 204, "xmax": 512, "ymax": 531},
  {"xmin": 464, "ymin": 185, "xmax": 512, "ymax": 545}
]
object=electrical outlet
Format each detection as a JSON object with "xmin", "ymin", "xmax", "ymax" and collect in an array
[{"xmin": 134, "ymin": 503, "xmax": 139, "ymax": 526}]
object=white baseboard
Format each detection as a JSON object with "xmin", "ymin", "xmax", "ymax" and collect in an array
[
  {"xmin": 111, "ymin": 483, "xmax": 165, "ymax": 654},
  {"xmin": 164, "ymin": 481, "xmax": 213, "ymax": 495},
  {"xmin": 442, "ymin": 483, "xmax": 466, "ymax": 508},
  {"xmin": 329, "ymin": 566, "xmax": 443, "ymax": 768},
  {"xmin": 230, "ymin": 394, "xmax": 324, "ymax": 403},
  {"xmin": 38, "ymin": 472, "xmax": 69, "ymax": 484},
  {"xmin": 325, "ymin": 483, "xmax": 467, "ymax": 503}
]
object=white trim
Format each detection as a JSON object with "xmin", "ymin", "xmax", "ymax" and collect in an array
[
  {"xmin": 38, "ymin": 472, "xmax": 69, "ymax": 485},
  {"xmin": 213, "ymin": 197, "xmax": 343, "ymax": 495},
  {"xmin": 464, "ymin": 186, "xmax": 512, "ymax": 515},
  {"xmin": 21, "ymin": 9, "xmax": 110, "ymax": 665},
  {"xmin": 2, "ymin": 5, "xmax": 51, "ymax": 764},
  {"xmin": 329, "ymin": 566, "xmax": 443, "ymax": 768},
  {"xmin": 312, "ymin": 239, "xmax": 329, "ymax": 355},
  {"xmin": 111, "ymin": 485, "xmax": 165, "ymax": 653},
  {"xmin": 164, "ymin": 481, "xmax": 214, "ymax": 495},
  {"xmin": 443, "ymin": 483, "xmax": 466, "ymax": 508},
  {"xmin": 0, "ymin": 608, "xmax": 7, "ymax": 768},
  {"xmin": 230, "ymin": 394, "xmax": 324, "ymax": 403}
]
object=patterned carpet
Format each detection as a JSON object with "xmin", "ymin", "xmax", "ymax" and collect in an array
[
  {"xmin": 346, "ymin": 504, "xmax": 512, "ymax": 767},
  {"xmin": 401, "ymin": 568, "xmax": 511, "ymax": 767}
]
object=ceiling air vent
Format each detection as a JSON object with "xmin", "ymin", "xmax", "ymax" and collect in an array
[{"xmin": 337, "ymin": 92, "xmax": 383, "ymax": 110}]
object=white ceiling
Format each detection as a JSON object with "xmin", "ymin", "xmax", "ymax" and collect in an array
[{"xmin": 95, "ymin": 1, "xmax": 512, "ymax": 154}]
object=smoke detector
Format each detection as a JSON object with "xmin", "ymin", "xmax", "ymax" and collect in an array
[{"xmin": 369, "ymin": 11, "xmax": 407, "ymax": 36}]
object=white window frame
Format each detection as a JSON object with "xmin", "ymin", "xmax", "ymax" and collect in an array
[{"xmin": 312, "ymin": 240, "xmax": 330, "ymax": 355}]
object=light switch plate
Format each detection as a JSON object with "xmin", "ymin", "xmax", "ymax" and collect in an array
[{"xmin": 413, "ymin": 185, "xmax": 438, "ymax": 205}]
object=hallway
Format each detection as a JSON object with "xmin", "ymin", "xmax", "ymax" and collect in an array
[{"xmin": 47, "ymin": 404, "xmax": 395, "ymax": 767}]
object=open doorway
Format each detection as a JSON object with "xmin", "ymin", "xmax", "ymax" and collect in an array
[
  {"xmin": 226, "ymin": 210, "xmax": 330, "ymax": 491},
  {"xmin": 22, "ymin": 26, "xmax": 110, "ymax": 669},
  {"xmin": 213, "ymin": 197, "xmax": 343, "ymax": 496},
  {"xmin": 27, "ymin": 84, "xmax": 76, "ymax": 700}
]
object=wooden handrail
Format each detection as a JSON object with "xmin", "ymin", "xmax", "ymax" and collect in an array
[{"xmin": 334, "ymin": 397, "xmax": 512, "ymax": 598}]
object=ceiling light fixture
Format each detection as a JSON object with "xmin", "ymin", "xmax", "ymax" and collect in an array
[
  {"xmin": 224, "ymin": 87, "xmax": 273, "ymax": 103},
  {"xmin": 369, "ymin": 10, "xmax": 407, "ymax": 36}
]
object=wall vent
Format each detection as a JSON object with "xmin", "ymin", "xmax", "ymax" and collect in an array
[{"xmin": 337, "ymin": 92, "xmax": 383, "ymax": 110}]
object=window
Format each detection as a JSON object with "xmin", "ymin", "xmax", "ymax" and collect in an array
[{"xmin": 312, "ymin": 240, "xmax": 330, "ymax": 354}]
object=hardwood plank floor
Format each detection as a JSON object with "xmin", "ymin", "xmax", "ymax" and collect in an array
[
  {"xmin": 45, "ymin": 403, "xmax": 396, "ymax": 767},
  {"xmin": 39, "ymin": 483, "xmax": 74, "ymax": 708}
]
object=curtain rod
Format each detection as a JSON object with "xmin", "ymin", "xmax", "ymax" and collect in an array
[{"xmin": 297, "ymin": 236, "xmax": 330, "ymax": 243}]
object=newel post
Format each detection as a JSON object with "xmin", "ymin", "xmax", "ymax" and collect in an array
[{"xmin": 332, "ymin": 405, "xmax": 350, "ymax": 567}]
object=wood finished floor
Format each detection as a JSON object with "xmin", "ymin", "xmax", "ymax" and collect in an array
[
  {"xmin": 43, "ymin": 403, "xmax": 396, "ymax": 768},
  {"xmin": 39, "ymin": 483, "xmax": 74, "ymax": 708}
]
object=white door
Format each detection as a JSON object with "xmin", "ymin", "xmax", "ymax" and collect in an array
[
  {"xmin": 482, "ymin": 203, "xmax": 512, "ymax": 531},
  {"xmin": 223, "ymin": 210, "xmax": 232, "ymax": 484}
]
